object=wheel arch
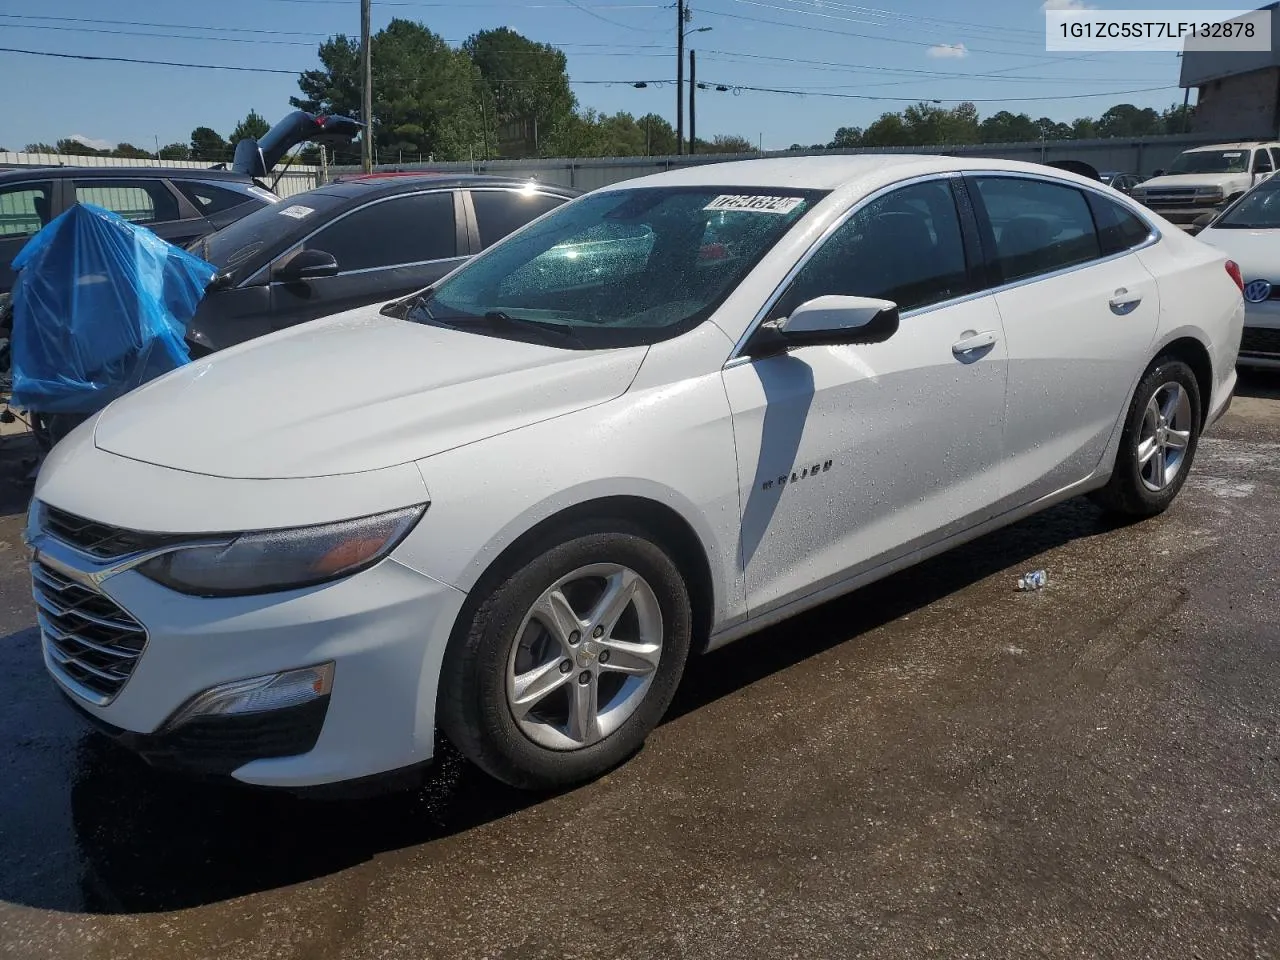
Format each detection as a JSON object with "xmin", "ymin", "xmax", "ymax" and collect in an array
[
  {"xmin": 453, "ymin": 492, "xmax": 720, "ymax": 658},
  {"xmin": 1151, "ymin": 331, "xmax": 1214, "ymax": 427}
]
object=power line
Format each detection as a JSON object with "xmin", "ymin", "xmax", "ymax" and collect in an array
[
  {"xmin": 0, "ymin": 22, "xmax": 318, "ymax": 45},
  {"xmin": 562, "ymin": 0, "xmax": 671, "ymax": 33},
  {"xmin": 699, "ymin": 78, "xmax": 1179, "ymax": 103},
  {"xmin": 759, "ymin": 0, "xmax": 1046, "ymax": 40},
  {"xmin": 0, "ymin": 14, "xmax": 328, "ymax": 37}
]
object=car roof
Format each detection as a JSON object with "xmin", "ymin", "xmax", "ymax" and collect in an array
[
  {"xmin": 317, "ymin": 173, "xmax": 579, "ymax": 198},
  {"xmin": 0, "ymin": 165, "xmax": 252, "ymax": 184},
  {"xmin": 611, "ymin": 154, "xmax": 1109, "ymax": 193}
]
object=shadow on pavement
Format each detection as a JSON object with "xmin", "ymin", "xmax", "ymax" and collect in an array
[{"xmin": 0, "ymin": 495, "xmax": 1121, "ymax": 916}]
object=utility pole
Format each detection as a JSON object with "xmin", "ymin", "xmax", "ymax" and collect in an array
[
  {"xmin": 360, "ymin": 0, "xmax": 373, "ymax": 173},
  {"xmin": 689, "ymin": 50, "xmax": 697, "ymax": 155},
  {"xmin": 676, "ymin": 0, "xmax": 685, "ymax": 155}
]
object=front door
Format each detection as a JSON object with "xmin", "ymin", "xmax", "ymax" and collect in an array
[
  {"xmin": 270, "ymin": 190, "xmax": 466, "ymax": 327},
  {"xmin": 723, "ymin": 177, "xmax": 1008, "ymax": 617},
  {"xmin": 0, "ymin": 179, "xmax": 55, "ymax": 294}
]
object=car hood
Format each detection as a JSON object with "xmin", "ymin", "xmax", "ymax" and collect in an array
[
  {"xmin": 1198, "ymin": 227, "xmax": 1280, "ymax": 282},
  {"xmin": 1140, "ymin": 173, "xmax": 1247, "ymax": 190},
  {"xmin": 94, "ymin": 309, "xmax": 648, "ymax": 479}
]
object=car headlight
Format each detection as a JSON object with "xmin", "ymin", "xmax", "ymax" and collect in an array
[
  {"xmin": 1196, "ymin": 186, "xmax": 1225, "ymax": 200},
  {"xmin": 1130, "ymin": 186, "xmax": 1146, "ymax": 198},
  {"xmin": 138, "ymin": 505, "xmax": 426, "ymax": 597}
]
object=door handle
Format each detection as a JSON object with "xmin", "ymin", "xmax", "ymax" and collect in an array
[
  {"xmin": 1109, "ymin": 288, "xmax": 1143, "ymax": 315},
  {"xmin": 951, "ymin": 330, "xmax": 997, "ymax": 356}
]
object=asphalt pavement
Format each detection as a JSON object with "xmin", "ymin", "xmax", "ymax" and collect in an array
[{"xmin": 0, "ymin": 373, "xmax": 1277, "ymax": 960}]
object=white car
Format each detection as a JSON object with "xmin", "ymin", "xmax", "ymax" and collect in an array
[
  {"xmin": 26, "ymin": 156, "xmax": 1243, "ymax": 792},
  {"xmin": 1196, "ymin": 178, "xmax": 1280, "ymax": 369}
]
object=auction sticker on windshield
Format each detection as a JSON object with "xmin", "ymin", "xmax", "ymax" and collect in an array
[
  {"xmin": 278, "ymin": 205, "xmax": 316, "ymax": 219},
  {"xmin": 704, "ymin": 195, "xmax": 804, "ymax": 214}
]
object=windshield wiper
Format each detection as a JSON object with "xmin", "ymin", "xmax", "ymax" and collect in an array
[{"xmin": 438, "ymin": 310, "xmax": 585, "ymax": 348}]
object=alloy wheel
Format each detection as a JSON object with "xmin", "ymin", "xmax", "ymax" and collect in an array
[
  {"xmin": 506, "ymin": 563, "xmax": 664, "ymax": 751},
  {"xmin": 1138, "ymin": 381, "xmax": 1193, "ymax": 492}
]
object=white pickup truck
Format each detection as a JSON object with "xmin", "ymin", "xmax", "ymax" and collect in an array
[{"xmin": 1130, "ymin": 141, "xmax": 1280, "ymax": 225}]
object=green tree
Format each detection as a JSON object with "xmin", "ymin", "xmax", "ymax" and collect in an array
[
  {"xmin": 111, "ymin": 143, "xmax": 153, "ymax": 159},
  {"xmin": 703, "ymin": 133, "xmax": 754, "ymax": 154},
  {"xmin": 464, "ymin": 28, "xmax": 574, "ymax": 158},
  {"xmin": 1160, "ymin": 101, "xmax": 1194, "ymax": 134},
  {"xmin": 1097, "ymin": 103, "xmax": 1161, "ymax": 138},
  {"xmin": 1070, "ymin": 117, "xmax": 1098, "ymax": 139},
  {"xmin": 861, "ymin": 112, "xmax": 910, "ymax": 147},
  {"xmin": 294, "ymin": 19, "xmax": 483, "ymax": 162},
  {"xmin": 55, "ymin": 138, "xmax": 105, "ymax": 156},
  {"xmin": 1035, "ymin": 118, "xmax": 1072, "ymax": 141},
  {"xmin": 158, "ymin": 142, "xmax": 192, "ymax": 161},
  {"xmin": 543, "ymin": 108, "xmax": 608, "ymax": 157},
  {"xmin": 979, "ymin": 110, "xmax": 1040, "ymax": 143},
  {"xmin": 230, "ymin": 109, "xmax": 271, "ymax": 144},
  {"xmin": 829, "ymin": 126, "xmax": 863, "ymax": 148},
  {"xmin": 899, "ymin": 102, "xmax": 978, "ymax": 145},
  {"xmin": 24, "ymin": 142, "xmax": 57, "ymax": 153},
  {"xmin": 636, "ymin": 113, "xmax": 677, "ymax": 155},
  {"xmin": 190, "ymin": 126, "xmax": 230, "ymax": 161}
]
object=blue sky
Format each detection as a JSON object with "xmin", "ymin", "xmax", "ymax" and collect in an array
[{"xmin": 0, "ymin": 0, "xmax": 1195, "ymax": 153}]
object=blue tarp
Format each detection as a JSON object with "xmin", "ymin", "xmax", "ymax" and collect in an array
[{"xmin": 10, "ymin": 203, "xmax": 215, "ymax": 414}]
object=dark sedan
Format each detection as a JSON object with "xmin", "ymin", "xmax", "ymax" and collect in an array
[{"xmin": 184, "ymin": 175, "xmax": 578, "ymax": 354}]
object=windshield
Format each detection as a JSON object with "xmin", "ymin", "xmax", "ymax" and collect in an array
[
  {"xmin": 199, "ymin": 192, "xmax": 344, "ymax": 274},
  {"xmin": 1169, "ymin": 150, "xmax": 1251, "ymax": 174},
  {"xmin": 1213, "ymin": 181, "xmax": 1280, "ymax": 229},
  {"xmin": 416, "ymin": 186, "xmax": 825, "ymax": 348}
]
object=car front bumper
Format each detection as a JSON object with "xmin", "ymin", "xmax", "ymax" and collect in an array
[
  {"xmin": 29, "ymin": 529, "xmax": 467, "ymax": 789},
  {"xmin": 1240, "ymin": 299, "xmax": 1280, "ymax": 369}
]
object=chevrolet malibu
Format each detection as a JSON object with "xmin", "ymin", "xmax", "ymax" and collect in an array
[{"xmin": 26, "ymin": 156, "xmax": 1243, "ymax": 792}]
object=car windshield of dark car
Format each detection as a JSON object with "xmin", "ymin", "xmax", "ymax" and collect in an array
[
  {"xmin": 417, "ymin": 186, "xmax": 825, "ymax": 348},
  {"xmin": 1169, "ymin": 150, "xmax": 1250, "ymax": 174},
  {"xmin": 200, "ymin": 193, "xmax": 344, "ymax": 274},
  {"xmin": 1213, "ymin": 182, "xmax": 1280, "ymax": 229}
]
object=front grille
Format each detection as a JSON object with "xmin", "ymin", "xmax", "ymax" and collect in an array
[
  {"xmin": 32, "ymin": 561, "xmax": 147, "ymax": 702},
  {"xmin": 1143, "ymin": 189, "xmax": 1197, "ymax": 203},
  {"xmin": 41, "ymin": 504, "xmax": 187, "ymax": 560},
  {"xmin": 1241, "ymin": 327, "xmax": 1280, "ymax": 357}
]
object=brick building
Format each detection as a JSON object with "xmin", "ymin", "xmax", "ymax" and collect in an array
[{"xmin": 1181, "ymin": 3, "xmax": 1280, "ymax": 138}]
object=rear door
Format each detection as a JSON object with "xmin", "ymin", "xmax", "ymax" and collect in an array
[
  {"xmin": 70, "ymin": 178, "xmax": 208, "ymax": 248},
  {"xmin": 465, "ymin": 188, "xmax": 570, "ymax": 252},
  {"xmin": 0, "ymin": 179, "xmax": 57, "ymax": 294},
  {"xmin": 269, "ymin": 189, "xmax": 467, "ymax": 327},
  {"xmin": 967, "ymin": 173, "xmax": 1161, "ymax": 507}
]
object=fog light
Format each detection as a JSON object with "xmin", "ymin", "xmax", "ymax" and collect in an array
[{"xmin": 164, "ymin": 663, "xmax": 334, "ymax": 729}]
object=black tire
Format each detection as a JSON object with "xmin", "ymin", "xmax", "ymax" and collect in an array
[
  {"xmin": 438, "ymin": 518, "xmax": 692, "ymax": 791},
  {"xmin": 1091, "ymin": 356, "xmax": 1202, "ymax": 517}
]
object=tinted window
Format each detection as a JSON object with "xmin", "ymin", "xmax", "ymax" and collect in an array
[
  {"xmin": 72, "ymin": 180, "xmax": 180, "ymax": 224},
  {"xmin": 1255, "ymin": 150, "xmax": 1274, "ymax": 173},
  {"xmin": 201, "ymin": 192, "xmax": 345, "ymax": 275},
  {"xmin": 0, "ymin": 182, "xmax": 53, "ymax": 238},
  {"xmin": 472, "ymin": 190, "xmax": 566, "ymax": 249},
  {"xmin": 973, "ymin": 177, "xmax": 1101, "ymax": 283},
  {"xmin": 1213, "ymin": 179, "xmax": 1280, "ymax": 229},
  {"xmin": 308, "ymin": 192, "xmax": 456, "ymax": 272},
  {"xmin": 176, "ymin": 181, "xmax": 253, "ymax": 216},
  {"xmin": 422, "ymin": 187, "xmax": 823, "ymax": 348},
  {"xmin": 1087, "ymin": 193, "xmax": 1153, "ymax": 255},
  {"xmin": 774, "ymin": 179, "xmax": 969, "ymax": 318}
]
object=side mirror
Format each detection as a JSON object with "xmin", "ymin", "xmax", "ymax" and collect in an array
[
  {"xmin": 748, "ymin": 295, "xmax": 900, "ymax": 356},
  {"xmin": 275, "ymin": 248, "xmax": 339, "ymax": 282},
  {"xmin": 206, "ymin": 270, "xmax": 235, "ymax": 292}
]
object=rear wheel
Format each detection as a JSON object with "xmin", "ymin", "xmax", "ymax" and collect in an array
[
  {"xmin": 438, "ymin": 519, "xmax": 692, "ymax": 790},
  {"xmin": 1091, "ymin": 357, "xmax": 1201, "ymax": 517}
]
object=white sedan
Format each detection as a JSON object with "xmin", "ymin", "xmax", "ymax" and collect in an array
[
  {"xmin": 1196, "ymin": 178, "xmax": 1280, "ymax": 369},
  {"xmin": 26, "ymin": 156, "xmax": 1243, "ymax": 792}
]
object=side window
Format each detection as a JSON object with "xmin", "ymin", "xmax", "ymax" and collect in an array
[
  {"xmin": 0, "ymin": 182, "xmax": 53, "ymax": 238},
  {"xmin": 175, "ymin": 181, "xmax": 253, "ymax": 216},
  {"xmin": 972, "ymin": 176, "xmax": 1101, "ymax": 283},
  {"xmin": 472, "ymin": 190, "xmax": 566, "ymax": 249},
  {"xmin": 1086, "ymin": 193, "xmax": 1154, "ymax": 256},
  {"xmin": 1254, "ymin": 150, "xmax": 1274, "ymax": 173},
  {"xmin": 772, "ymin": 178, "xmax": 970, "ymax": 318},
  {"xmin": 306, "ymin": 192, "xmax": 456, "ymax": 272},
  {"xmin": 72, "ymin": 180, "xmax": 180, "ymax": 225}
]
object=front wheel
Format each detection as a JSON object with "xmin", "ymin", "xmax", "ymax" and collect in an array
[
  {"xmin": 1091, "ymin": 357, "xmax": 1202, "ymax": 517},
  {"xmin": 438, "ymin": 520, "xmax": 692, "ymax": 790}
]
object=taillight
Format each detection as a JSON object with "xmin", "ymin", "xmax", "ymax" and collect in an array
[{"xmin": 1226, "ymin": 260, "xmax": 1244, "ymax": 293}]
